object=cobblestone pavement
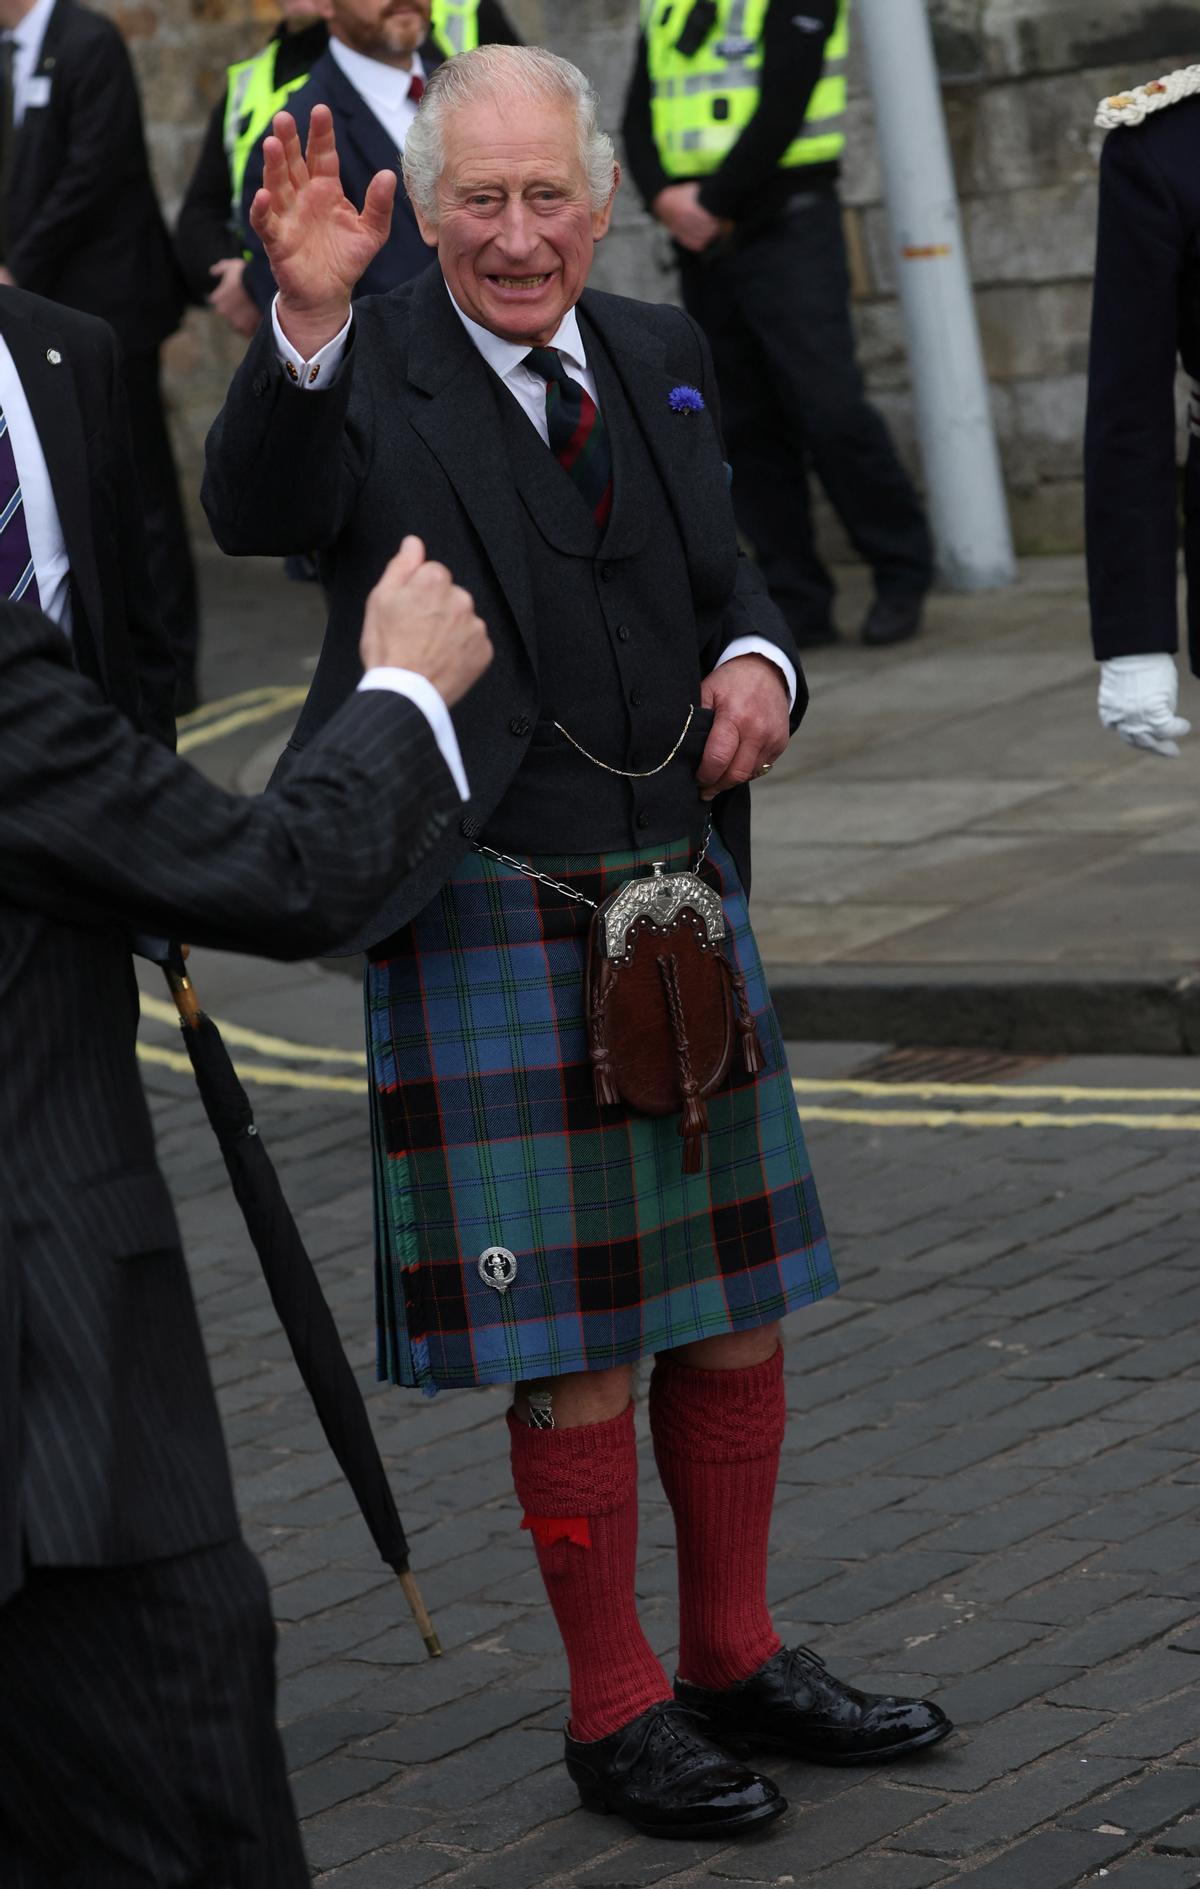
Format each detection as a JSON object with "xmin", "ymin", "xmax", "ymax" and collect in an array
[{"xmin": 140, "ymin": 1016, "xmax": 1200, "ymax": 1889}]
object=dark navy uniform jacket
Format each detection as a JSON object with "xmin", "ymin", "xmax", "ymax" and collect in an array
[{"xmin": 1086, "ymin": 94, "xmax": 1200, "ymax": 670}]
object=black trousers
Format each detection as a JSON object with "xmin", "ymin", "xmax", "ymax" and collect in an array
[
  {"xmin": 123, "ymin": 349, "xmax": 200, "ymax": 697},
  {"xmin": 678, "ymin": 187, "xmax": 934, "ymax": 639},
  {"xmin": 0, "ymin": 1541, "xmax": 309, "ymax": 1888}
]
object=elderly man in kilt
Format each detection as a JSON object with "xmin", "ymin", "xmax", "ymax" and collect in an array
[{"xmin": 204, "ymin": 44, "xmax": 951, "ymax": 1839}]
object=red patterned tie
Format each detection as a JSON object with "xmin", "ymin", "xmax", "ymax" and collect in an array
[
  {"xmin": 408, "ymin": 73, "xmax": 425, "ymax": 104},
  {"xmin": 524, "ymin": 348, "xmax": 614, "ymax": 530}
]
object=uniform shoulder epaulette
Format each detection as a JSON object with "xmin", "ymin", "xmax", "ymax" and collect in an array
[{"xmin": 1095, "ymin": 64, "xmax": 1200, "ymax": 129}]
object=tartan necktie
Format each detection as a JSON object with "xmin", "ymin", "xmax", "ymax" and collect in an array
[
  {"xmin": 524, "ymin": 347, "xmax": 613, "ymax": 530},
  {"xmin": 0, "ymin": 405, "xmax": 40, "ymax": 607}
]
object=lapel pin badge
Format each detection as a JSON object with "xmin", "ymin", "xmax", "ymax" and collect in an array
[
  {"xmin": 45, "ymin": 349, "xmax": 62, "ymax": 365},
  {"xmin": 478, "ymin": 1245, "xmax": 518, "ymax": 1293}
]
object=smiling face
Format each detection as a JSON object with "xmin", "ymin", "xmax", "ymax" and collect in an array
[
  {"xmin": 327, "ymin": 0, "xmax": 430, "ymax": 66},
  {"xmin": 413, "ymin": 95, "xmax": 618, "ymax": 347}
]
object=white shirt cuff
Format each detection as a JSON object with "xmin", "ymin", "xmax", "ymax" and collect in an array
[
  {"xmin": 716, "ymin": 637, "xmax": 798, "ymax": 711},
  {"xmin": 271, "ymin": 295, "xmax": 353, "ymax": 389},
  {"xmin": 357, "ymin": 667, "xmax": 471, "ymax": 803}
]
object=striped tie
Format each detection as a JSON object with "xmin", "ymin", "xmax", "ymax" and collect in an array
[
  {"xmin": 524, "ymin": 347, "xmax": 613, "ymax": 530},
  {"xmin": 0, "ymin": 405, "xmax": 39, "ymax": 607}
]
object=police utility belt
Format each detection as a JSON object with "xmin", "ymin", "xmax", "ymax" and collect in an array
[{"xmin": 474, "ymin": 706, "xmax": 765, "ymax": 1174}]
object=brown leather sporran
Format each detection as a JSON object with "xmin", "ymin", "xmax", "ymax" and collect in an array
[{"xmin": 585, "ymin": 862, "xmax": 765, "ymax": 1174}]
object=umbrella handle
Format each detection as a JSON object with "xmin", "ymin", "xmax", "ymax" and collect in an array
[
  {"xmin": 163, "ymin": 959, "xmax": 203, "ymax": 1032},
  {"xmin": 399, "ymin": 1570, "xmax": 443, "ymax": 1658}
]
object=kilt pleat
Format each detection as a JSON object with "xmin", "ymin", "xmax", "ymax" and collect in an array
[{"xmin": 367, "ymin": 832, "xmax": 837, "ymax": 1394}]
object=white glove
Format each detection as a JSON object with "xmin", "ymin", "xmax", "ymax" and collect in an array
[{"xmin": 1098, "ymin": 654, "xmax": 1192, "ymax": 758}]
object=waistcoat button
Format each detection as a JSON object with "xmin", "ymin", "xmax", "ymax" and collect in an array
[
  {"xmin": 617, "ymin": 624, "xmax": 631, "ymax": 642},
  {"xmin": 636, "ymin": 812, "xmax": 651, "ymax": 830}
]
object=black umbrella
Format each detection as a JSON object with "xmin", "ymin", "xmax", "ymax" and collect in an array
[{"xmin": 162, "ymin": 957, "xmax": 441, "ymax": 1658}]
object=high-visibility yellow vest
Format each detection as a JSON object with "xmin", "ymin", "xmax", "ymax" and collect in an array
[
  {"xmin": 430, "ymin": 0, "xmax": 483, "ymax": 56},
  {"xmin": 644, "ymin": 0, "xmax": 850, "ymax": 178},
  {"xmin": 223, "ymin": 2, "xmax": 483, "ymax": 214},
  {"xmin": 224, "ymin": 42, "xmax": 312, "ymax": 215}
]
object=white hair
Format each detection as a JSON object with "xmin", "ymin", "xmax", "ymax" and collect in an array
[{"xmin": 402, "ymin": 44, "xmax": 617, "ymax": 219}]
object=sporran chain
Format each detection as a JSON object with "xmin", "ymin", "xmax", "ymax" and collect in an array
[{"xmin": 472, "ymin": 814, "xmax": 714, "ymax": 910}]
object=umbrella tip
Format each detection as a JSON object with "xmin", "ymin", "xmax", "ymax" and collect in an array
[{"xmin": 423, "ymin": 1631, "xmax": 444, "ymax": 1659}]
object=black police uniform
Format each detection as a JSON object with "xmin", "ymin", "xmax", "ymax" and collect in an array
[
  {"xmin": 622, "ymin": 0, "xmax": 933, "ymax": 647},
  {"xmin": 1086, "ymin": 81, "xmax": 1200, "ymax": 674}
]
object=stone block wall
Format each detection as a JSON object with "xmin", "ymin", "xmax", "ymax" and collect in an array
[{"xmin": 107, "ymin": 0, "xmax": 1199, "ymax": 555}]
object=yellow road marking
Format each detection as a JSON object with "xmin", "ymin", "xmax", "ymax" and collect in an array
[
  {"xmin": 139, "ymin": 994, "xmax": 368, "ymax": 1066},
  {"xmin": 134, "ymin": 1037, "xmax": 1200, "ymax": 1129},
  {"xmin": 137, "ymin": 1041, "xmax": 367, "ymax": 1095},
  {"xmin": 178, "ymin": 687, "xmax": 309, "ymax": 755},
  {"xmin": 797, "ymin": 1101, "xmax": 1200, "ymax": 1133},
  {"xmin": 177, "ymin": 686, "xmax": 294, "ymax": 730},
  {"xmin": 793, "ymin": 1075, "xmax": 1200, "ymax": 1105}
]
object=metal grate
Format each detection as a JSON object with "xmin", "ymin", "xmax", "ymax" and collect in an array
[{"xmin": 850, "ymin": 1046, "xmax": 1052, "ymax": 1085}]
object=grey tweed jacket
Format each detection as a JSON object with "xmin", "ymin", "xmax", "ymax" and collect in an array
[{"xmin": 0, "ymin": 601, "xmax": 458, "ymax": 1605}]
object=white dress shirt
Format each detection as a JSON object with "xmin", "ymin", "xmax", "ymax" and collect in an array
[
  {"xmin": 0, "ymin": 334, "xmax": 71, "ymax": 633},
  {"xmin": 327, "ymin": 38, "xmax": 426, "ymax": 152},
  {"xmin": 356, "ymin": 666, "xmax": 469, "ymax": 800},
  {"xmin": 7, "ymin": 0, "xmax": 56, "ymax": 125},
  {"xmin": 273, "ymin": 279, "xmax": 797, "ymax": 706}
]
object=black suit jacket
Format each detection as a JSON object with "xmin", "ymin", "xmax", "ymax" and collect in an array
[
  {"xmin": 0, "ymin": 289, "xmax": 176, "ymax": 743},
  {"xmin": 0, "ymin": 601, "xmax": 460, "ymax": 1605},
  {"xmin": 203, "ymin": 270, "xmax": 806, "ymax": 946},
  {"xmin": 1086, "ymin": 96, "xmax": 1200, "ymax": 669},
  {"xmin": 4, "ymin": 0, "xmax": 183, "ymax": 354},
  {"xmin": 241, "ymin": 44, "xmax": 445, "ymax": 312}
]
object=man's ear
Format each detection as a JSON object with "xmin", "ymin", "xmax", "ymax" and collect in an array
[
  {"xmin": 592, "ymin": 162, "xmax": 621, "ymax": 243},
  {"xmin": 414, "ymin": 205, "xmax": 439, "ymax": 248}
]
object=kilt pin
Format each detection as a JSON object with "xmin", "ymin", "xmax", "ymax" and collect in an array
[{"xmin": 367, "ymin": 830, "xmax": 836, "ymax": 1395}]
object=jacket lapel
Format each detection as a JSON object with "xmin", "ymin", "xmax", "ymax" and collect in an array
[
  {"xmin": 401, "ymin": 271, "xmax": 538, "ymax": 672},
  {"xmin": 316, "ymin": 53, "xmax": 422, "ymax": 243},
  {"xmin": 0, "ymin": 295, "xmax": 105, "ymax": 683}
]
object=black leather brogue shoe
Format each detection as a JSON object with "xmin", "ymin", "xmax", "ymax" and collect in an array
[
  {"xmin": 860, "ymin": 596, "xmax": 924, "ymax": 646},
  {"xmin": 564, "ymin": 1701, "xmax": 786, "ymax": 1838},
  {"xmin": 676, "ymin": 1646, "xmax": 953, "ymax": 1766}
]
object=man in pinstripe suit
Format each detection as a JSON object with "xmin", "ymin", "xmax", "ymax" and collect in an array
[{"xmin": 0, "ymin": 541, "xmax": 489, "ymax": 1884}]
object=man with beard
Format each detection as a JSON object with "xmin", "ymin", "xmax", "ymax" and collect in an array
[{"xmin": 239, "ymin": 0, "xmax": 522, "ymax": 313}]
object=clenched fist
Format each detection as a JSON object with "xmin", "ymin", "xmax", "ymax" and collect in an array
[{"xmin": 359, "ymin": 536, "xmax": 492, "ymax": 708}]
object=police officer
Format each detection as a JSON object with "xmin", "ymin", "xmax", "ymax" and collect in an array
[
  {"xmin": 175, "ymin": 1, "xmax": 332, "ymax": 337},
  {"xmin": 623, "ymin": 0, "xmax": 934, "ymax": 649},
  {"xmin": 238, "ymin": 0, "xmax": 522, "ymax": 313},
  {"xmin": 1087, "ymin": 69, "xmax": 1200, "ymax": 759},
  {"xmin": 175, "ymin": 0, "xmax": 517, "ymax": 338}
]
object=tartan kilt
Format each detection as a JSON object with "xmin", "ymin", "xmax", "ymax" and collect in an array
[{"xmin": 366, "ymin": 830, "xmax": 837, "ymax": 1395}]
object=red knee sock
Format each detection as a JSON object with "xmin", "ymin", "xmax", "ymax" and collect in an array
[
  {"xmin": 508, "ymin": 1402, "xmax": 673, "ymax": 1743},
  {"xmin": 649, "ymin": 1347, "xmax": 786, "ymax": 1690}
]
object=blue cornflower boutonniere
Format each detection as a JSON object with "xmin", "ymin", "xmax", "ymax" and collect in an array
[{"xmin": 668, "ymin": 384, "xmax": 705, "ymax": 415}]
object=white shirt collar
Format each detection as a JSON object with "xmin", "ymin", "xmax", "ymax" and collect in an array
[
  {"xmin": 10, "ymin": 0, "xmax": 56, "ymax": 56},
  {"xmin": 442, "ymin": 279, "xmax": 588, "ymax": 385},
  {"xmin": 327, "ymin": 37, "xmax": 425, "ymax": 107}
]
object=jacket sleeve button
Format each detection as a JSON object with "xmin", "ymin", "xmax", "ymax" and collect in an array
[{"xmin": 509, "ymin": 715, "xmax": 531, "ymax": 737}]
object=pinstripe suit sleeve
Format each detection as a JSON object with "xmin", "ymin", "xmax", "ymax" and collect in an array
[{"xmin": 0, "ymin": 603, "xmax": 458, "ymax": 955}]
